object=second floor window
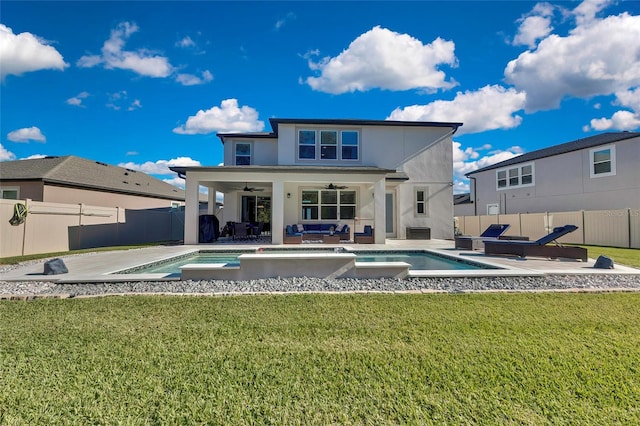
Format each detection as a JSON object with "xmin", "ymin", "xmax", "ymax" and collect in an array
[
  {"xmin": 235, "ymin": 142, "xmax": 252, "ymax": 165},
  {"xmin": 298, "ymin": 129, "xmax": 360, "ymax": 161},
  {"xmin": 590, "ymin": 145, "xmax": 616, "ymax": 177},
  {"xmin": 496, "ymin": 162, "xmax": 534, "ymax": 189}
]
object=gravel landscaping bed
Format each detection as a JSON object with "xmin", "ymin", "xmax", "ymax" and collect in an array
[{"xmin": 2, "ymin": 274, "xmax": 639, "ymax": 298}]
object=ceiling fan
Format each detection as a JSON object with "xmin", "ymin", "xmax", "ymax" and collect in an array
[
  {"xmin": 242, "ymin": 182, "xmax": 264, "ymax": 192},
  {"xmin": 324, "ymin": 183, "xmax": 348, "ymax": 190}
]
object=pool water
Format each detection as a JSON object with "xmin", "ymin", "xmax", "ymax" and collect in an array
[{"xmin": 120, "ymin": 250, "xmax": 498, "ymax": 274}]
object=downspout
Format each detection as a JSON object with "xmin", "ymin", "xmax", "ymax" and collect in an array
[{"xmin": 469, "ymin": 176, "xmax": 477, "ymax": 216}]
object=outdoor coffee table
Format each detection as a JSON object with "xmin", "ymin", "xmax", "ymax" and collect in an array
[{"xmin": 322, "ymin": 234, "xmax": 340, "ymax": 244}]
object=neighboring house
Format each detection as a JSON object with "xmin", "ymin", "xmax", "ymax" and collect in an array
[
  {"xmin": 464, "ymin": 132, "xmax": 640, "ymax": 215},
  {"xmin": 0, "ymin": 155, "xmax": 187, "ymax": 209},
  {"xmin": 171, "ymin": 118, "xmax": 462, "ymax": 244},
  {"xmin": 453, "ymin": 193, "xmax": 474, "ymax": 217}
]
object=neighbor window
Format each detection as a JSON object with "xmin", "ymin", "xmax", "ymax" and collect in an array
[
  {"xmin": 234, "ymin": 142, "xmax": 252, "ymax": 165},
  {"xmin": 496, "ymin": 162, "xmax": 535, "ymax": 190},
  {"xmin": 301, "ymin": 189, "xmax": 356, "ymax": 221},
  {"xmin": 0, "ymin": 187, "xmax": 19, "ymax": 199},
  {"xmin": 590, "ymin": 145, "xmax": 616, "ymax": 177},
  {"xmin": 415, "ymin": 188, "xmax": 428, "ymax": 216}
]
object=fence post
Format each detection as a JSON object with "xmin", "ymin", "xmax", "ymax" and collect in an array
[{"xmin": 21, "ymin": 198, "xmax": 32, "ymax": 256}]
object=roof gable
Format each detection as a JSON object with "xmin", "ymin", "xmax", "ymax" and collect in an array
[{"xmin": 466, "ymin": 132, "xmax": 640, "ymax": 176}]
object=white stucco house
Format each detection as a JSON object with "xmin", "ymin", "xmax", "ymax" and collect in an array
[
  {"xmin": 171, "ymin": 118, "xmax": 462, "ymax": 245},
  {"xmin": 464, "ymin": 132, "xmax": 640, "ymax": 215}
]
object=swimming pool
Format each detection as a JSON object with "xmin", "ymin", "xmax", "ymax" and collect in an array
[{"xmin": 119, "ymin": 249, "xmax": 499, "ymax": 274}]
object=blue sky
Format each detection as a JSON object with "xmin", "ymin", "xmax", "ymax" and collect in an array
[{"xmin": 2, "ymin": 0, "xmax": 639, "ymax": 193}]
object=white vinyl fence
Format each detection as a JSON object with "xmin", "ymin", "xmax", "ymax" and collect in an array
[
  {"xmin": 456, "ymin": 209, "xmax": 640, "ymax": 249},
  {"xmin": 1, "ymin": 199, "xmax": 184, "ymax": 257}
]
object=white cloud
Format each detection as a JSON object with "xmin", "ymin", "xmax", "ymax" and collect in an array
[
  {"xmin": 388, "ymin": 85, "xmax": 526, "ymax": 135},
  {"xmin": 66, "ymin": 91, "xmax": 90, "ymax": 107},
  {"xmin": 77, "ymin": 21, "xmax": 173, "ymax": 78},
  {"xmin": 176, "ymin": 36, "xmax": 195, "ymax": 48},
  {"xmin": 7, "ymin": 126, "xmax": 46, "ymax": 143},
  {"xmin": 0, "ymin": 24, "xmax": 67, "ymax": 79},
  {"xmin": 585, "ymin": 86, "xmax": 640, "ymax": 131},
  {"xmin": 175, "ymin": 70, "xmax": 213, "ymax": 86},
  {"xmin": 275, "ymin": 12, "xmax": 296, "ymax": 30},
  {"xmin": 573, "ymin": 0, "xmax": 612, "ymax": 26},
  {"xmin": 305, "ymin": 26, "xmax": 458, "ymax": 94},
  {"xmin": 118, "ymin": 157, "xmax": 202, "ymax": 176},
  {"xmin": 588, "ymin": 110, "xmax": 640, "ymax": 131},
  {"xmin": 505, "ymin": 9, "xmax": 640, "ymax": 112},
  {"xmin": 512, "ymin": 3, "xmax": 555, "ymax": 48},
  {"xmin": 452, "ymin": 141, "xmax": 523, "ymax": 190},
  {"xmin": 105, "ymin": 90, "xmax": 141, "ymax": 111},
  {"xmin": 173, "ymin": 99, "xmax": 265, "ymax": 135},
  {"xmin": 162, "ymin": 176, "xmax": 186, "ymax": 189},
  {"xmin": 0, "ymin": 144, "xmax": 16, "ymax": 161},
  {"xmin": 24, "ymin": 154, "xmax": 47, "ymax": 160}
]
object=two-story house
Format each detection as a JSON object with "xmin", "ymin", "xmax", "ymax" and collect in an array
[
  {"xmin": 464, "ymin": 132, "xmax": 640, "ymax": 216},
  {"xmin": 171, "ymin": 118, "xmax": 462, "ymax": 244}
]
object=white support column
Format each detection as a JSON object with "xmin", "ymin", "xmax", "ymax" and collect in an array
[
  {"xmin": 374, "ymin": 178, "xmax": 386, "ymax": 244},
  {"xmin": 184, "ymin": 174, "xmax": 200, "ymax": 244},
  {"xmin": 207, "ymin": 187, "xmax": 216, "ymax": 215},
  {"xmin": 271, "ymin": 179, "xmax": 285, "ymax": 245}
]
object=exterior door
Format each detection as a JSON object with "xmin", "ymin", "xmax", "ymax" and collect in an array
[{"xmin": 385, "ymin": 191, "xmax": 396, "ymax": 237}]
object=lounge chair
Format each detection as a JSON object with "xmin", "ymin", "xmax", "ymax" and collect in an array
[
  {"xmin": 483, "ymin": 225, "xmax": 587, "ymax": 261},
  {"xmin": 454, "ymin": 224, "xmax": 512, "ymax": 250},
  {"xmin": 354, "ymin": 225, "xmax": 374, "ymax": 244}
]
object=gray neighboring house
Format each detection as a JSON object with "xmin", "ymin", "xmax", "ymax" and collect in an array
[
  {"xmin": 464, "ymin": 132, "xmax": 640, "ymax": 215},
  {"xmin": 0, "ymin": 155, "xmax": 186, "ymax": 209}
]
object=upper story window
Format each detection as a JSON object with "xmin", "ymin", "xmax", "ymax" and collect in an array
[
  {"xmin": 297, "ymin": 129, "xmax": 360, "ymax": 162},
  {"xmin": 234, "ymin": 142, "xmax": 252, "ymax": 165},
  {"xmin": 320, "ymin": 131, "xmax": 337, "ymax": 159},
  {"xmin": 298, "ymin": 130, "xmax": 316, "ymax": 160},
  {"xmin": 590, "ymin": 145, "xmax": 616, "ymax": 178},
  {"xmin": 341, "ymin": 131, "xmax": 359, "ymax": 160},
  {"xmin": 496, "ymin": 162, "xmax": 534, "ymax": 190}
]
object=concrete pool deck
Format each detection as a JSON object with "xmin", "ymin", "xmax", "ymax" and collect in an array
[{"xmin": 1, "ymin": 239, "xmax": 638, "ymax": 283}]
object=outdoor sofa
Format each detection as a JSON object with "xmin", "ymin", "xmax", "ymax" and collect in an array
[
  {"xmin": 354, "ymin": 225, "xmax": 374, "ymax": 244},
  {"xmin": 284, "ymin": 223, "xmax": 351, "ymax": 243},
  {"xmin": 483, "ymin": 224, "xmax": 587, "ymax": 261}
]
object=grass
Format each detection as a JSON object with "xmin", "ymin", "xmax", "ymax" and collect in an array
[
  {"xmin": 2, "ymin": 293, "xmax": 640, "ymax": 424},
  {"xmin": 578, "ymin": 245, "xmax": 640, "ymax": 268}
]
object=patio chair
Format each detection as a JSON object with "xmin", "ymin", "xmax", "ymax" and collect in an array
[
  {"xmin": 483, "ymin": 225, "xmax": 587, "ymax": 261},
  {"xmin": 354, "ymin": 225, "xmax": 374, "ymax": 244},
  {"xmin": 232, "ymin": 222, "xmax": 249, "ymax": 240},
  {"xmin": 252, "ymin": 222, "xmax": 265, "ymax": 240},
  {"xmin": 454, "ymin": 224, "xmax": 512, "ymax": 250}
]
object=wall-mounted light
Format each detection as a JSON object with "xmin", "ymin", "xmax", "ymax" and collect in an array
[{"xmin": 287, "ymin": 193, "xmax": 291, "ymax": 199}]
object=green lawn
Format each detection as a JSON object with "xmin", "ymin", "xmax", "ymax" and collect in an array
[
  {"xmin": 579, "ymin": 245, "xmax": 640, "ymax": 268},
  {"xmin": 2, "ymin": 293, "xmax": 639, "ymax": 424}
]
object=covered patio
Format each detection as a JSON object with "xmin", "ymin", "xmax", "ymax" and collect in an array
[{"xmin": 171, "ymin": 166, "xmax": 396, "ymax": 245}]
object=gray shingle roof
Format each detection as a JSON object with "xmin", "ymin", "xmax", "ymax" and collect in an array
[
  {"xmin": 0, "ymin": 155, "xmax": 185, "ymax": 200},
  {"xmin": 466, "ymin": 132, "xmax": 640, "ymax": 176}
]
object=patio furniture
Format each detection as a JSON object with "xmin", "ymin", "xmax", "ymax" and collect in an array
[
  {"xmin": 322, "ymin": 234, "xmax": 340, "ymax": 244},
  {"xmin": 454, "ymin": 224, "xmax": 512, "ymax": 250},
  {"xmin": 283, "ymin": 225, "xmax": 303, "ymax": 244},
  {"xmin": 483, "ymin": 225, "xmax": 587, "ymax": 261},
  {"xmin": 335, "ymin": 224, "xmax": 351, "ymax": 241},
  {"xmin": 354, "ymin": 225, "xmax": 374, "ymax": 244},
  {"xmin": 232, "ymin": 222, "xmax": 249, "ymax": 240}
]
